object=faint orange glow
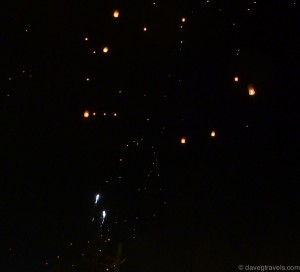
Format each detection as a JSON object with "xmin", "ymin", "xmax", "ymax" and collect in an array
[
  {"xmin": 211, "ymin": 131, "xmax": 216, "ymax": 137},
  {"xmin": 182, "ymin": 17, "xmax": 186, "ymax": 22},
  {"xmin": 248, "ymin": 84, "xmax": 255, "ymax": 96},
  {"xmin": 113, "ymin": 10, "xmax": 119, "ymax": 18},
  {"xmin": 83, "ymin": 111, "xmax": 90, "ymax": 118},
  {"xmin": 181, "ymin": 137, "xmax": 186, "ymax": 144},
  {"xmin": 103, "ymin": 46, "xmax": 109, "ymax": 53},
  {"xmin": 84, "ymin": 37, "xmax": 89, "ymax": 41},
  {"xmin": 234, "ymin": 76, "xmax": 239, "ymax": 82},
  {"xmin": 143, "ymin": 27, "xmax": 147, "ymax": 32},
  {"xmin": 93, "ymin": 112, "xmax": 96, "ymax": 116}
]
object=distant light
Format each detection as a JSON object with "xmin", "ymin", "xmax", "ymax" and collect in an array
[
  {"xmin": 113, "ymin": 113, "xmax": 117, "ymax": 116},
  {"xmin": 143, "ymin": 27, "xmax": 147, "ymax": 32},
  {"xmin": 93, "ymin": 112, "xmax": 96, "ymax": 116},
  {"xmin": 83, "ymin": 110, "xmax": 90, "ymax": 118},
  {"xmin": 211, "ymin": 131, "xmax": 216, "ymax": 137},
  {"xmin": 234, "ymin": 76, "xmax": 239, "ymax": 82},
  {"xmin": 86, "ymin": 77, "xmax": 90, "ymax": 81},
  {"xmin": 113, "ymin": 10, "xmax": 119, "ymax": 18},
  {"xmin": 248, "ymin": 84, "xmax": 256, "ymax": 96},
  {"xmin": 84, "ymin": 37, "xmax": 89, "ymax": 41},
  {"xmin": 103, "ymin": 46, "xmax": 109, "ymax": 53},
  {"xmin": 181, "ymin": 137, "xmax": 186, "ymax": 144},
  {"xmin": 182, "ymin": 17, "xmax": 186, "ymax": 22},
  {"xmin": 103, "ymin": 112, "xmax": 107, "ymax": 116}
]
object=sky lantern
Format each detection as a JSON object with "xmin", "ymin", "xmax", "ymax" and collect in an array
[
  {"xmin": 113, "ymin": 10, "xmax": 119, "ymax": 18},
  {"xmin": 211, "ymin": 131, "xmax": 216, "ymax": 137},
  {"xmin": 143, "ymin": 27, "xmax": 147, "ymax": 32},
  {"xmin": 182, "ymin": 17, "xmax": 186, "ymax": 22},
  {"xmin": 248, "ymin": 84, "xmax": 255, "ymax": 96},
  {"xmin": 234, "ymin": 76, "xmax": 239, "ymax": 82},
  {"xmin": 83, "ymin": 110, "xmax": 90, "ymax": 118},
  {"xmin": 103, "ymin": 46, "xmax": 109, "ymax": 53},
  {"xmin": 181, "ymin": 137, "xmax": 186, "ymax": 144},
  {"xmin": 84, "ymin": 37, "xmax": 89, "ymax": 41}
]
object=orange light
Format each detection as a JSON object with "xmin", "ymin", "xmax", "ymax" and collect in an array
[
  {"xmin": 234, "ymin": 76, "xmax": 239, "ymax": 82},
  {"xmin": 83, "ymin": 110, "xmax": 90, "ymax": 118},
  {"xmin": 113, "ymin": 10, "xmax": 119, "ymax": 18},
  {"xmin": 211, "ymin": 131, "xmax": 216, "ymax": 137},
  {"xmin": 248, "ymin": 84, "xmax": 255, "ymax": 96},
  {"xmin": 182, "ymin": 17, "xmax": 186, "ymax": 22},
  {"xmin": 181, "ymin": 137, "xmax": 186, "ymax": 144},
  {"xmin": 103, "ymin": 46, "xmax": 109, "ymax": 53},
  {"xmin": 143, "ymin": 27, "xmax": 147, "ymax": 32}
]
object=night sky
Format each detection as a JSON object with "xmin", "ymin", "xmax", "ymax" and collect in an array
[{"xmin": 1, "ymin": 1, "xmax": 300, "ymax": 271}]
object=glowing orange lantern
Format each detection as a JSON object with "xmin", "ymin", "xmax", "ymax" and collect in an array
[
  {"xmin": 181, "ymin": 137, "xmax": 186, "ymax": 144},
  {"xmin": 211, "ymin": 131, "xmax": 216, "ymax": 137},
  {"xmin": 113, "ymin": 10, "xmax": 119, "ymax": 18},
  {"xmin": 83, "ymin": 110, "xmax": 90, "ymax": 118},
  {"xmin": 234, "ymin": 76, "xmax": 239, "ymax": 82},
  {"xmin": 248, "ymin": 84, "xmax": 255, "ymax": 96},
  {"xmin": 103, "ymin": 46, "xmax": 109, "ymax": 53}
]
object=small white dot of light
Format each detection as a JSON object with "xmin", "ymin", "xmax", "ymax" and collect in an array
[
  {"xmin": 180, "ymin": 40, "xmax": 183, "ymax": 44},
  {"xmin": 93, "ymin": 50, "xmax": 96, "ymax": 54},
  {"xmin": 146, "ymin": 118, "xmax": 150, "ymax": 121},
  {"xmin": 46, "ymin": 262, "xmax": 48, "ymax": 265},
  {"xmin": 86, "ymin": 77, "xmax": 90, "ymax": 81},
  {"xmin": 107, "ymin": 238, "xmax": 111, "ymax": 241},
  {"xmin": 143, "ymin": 27, "xmax": 147, "ymax": 31},
  {"xmin": 88, "ymin": 241, "xmax": 90, "ymax": 243},
  {"xmin": 182, "ymin": 17, "xmax": 186, "ymax": 22},
  {"xmin": 136, "ymin": 217, "xmax": 139, "ymax": 219},
  {"xmin": 133, "ymin": 140, "xmax": 136, "ymax": 143},
  {"xmin": 6, "ymin": 94, "xmax": 9, "ymax": 97},
  {"xmin": 22, "ymin": 70, "xmax": 26, "ymax": 73},
  {"xmin": 233, "ymin": 23, "xmax": 236, "ymax": 26},
  {"xmin": 85, "ymin": 37, "xmax": 88, "ymax": 41},
  {"xmin": 126, "ymin": 144, "xmax": 129, "ymax": 147},
  {"xmin": 137, "ymin": 142, "xmax": 139, "ymax": 145},
  {"xmin": 8, "ymin": 77, "xmax": 12, "ymax": 80},
  {"xmin": 93, "ymin": 112, "xmax": 96, "ymax": 116},
  {"xmin": 113, "ymin": 113, "xmax": 117, "ymax": 116},
  {"xmin": 211, "ymin": 131, "xmax": 216, "ymax": 137},
  {"xmin": 99, "ymin": 249, "xmax": 102, "ymax": 252},
  {"xmin": 153, "ymin": 2, "xmax": 156, "ymax": 5},
  {"xmin": 106, "ymin": 180, "xmax": 109, "ymax": 183},
  {"xmin": 234, "ymin": 76, "xmax": 239, "ymax": 82},
  {"xmin": 103, "ymin": 46, "xmax": 109, "ymax": 53},
  {"xmin": 57, "ymin": 256, "xmax": 60, "ymax": 259},
  {"xmin": 120, "ymin": 158, "xmax": 123, "ymax": 161},
  {"xmin": 144, "ymin": 94, "xmax": 147, "ymax": 96},
  {"xmin": 118, "ymin": 90, "xmax": 122, "ymax": 93},
  {"xmin": 70, "ymin": 243, "xmax": 73, "ymax": 246},
  {"xmin": 25, "ymin": 29, "xmax": 28, "ymax": 32},
  {"xmin": 72, "ymin": 264, "xmax": 74, "ymax": 267},
  {"xmin": 103, "ymin": 112, "xmax": 107, "ymax": 116},
  {"xmin": 158, "ymin": 174, "xmax": 160, "ymax": 177},
  {"xmin": 138, "ymin": 188, "xmax": 141, "ymax": 191},
  {"xmin": 82, "ymin": 253, "xmax": 84, "ymax": 256},
  {"xmin": 180, "ymin": 25, "xmax": 183, "ymax": 29},
  {"xmin": 247, "ymin": 8, "xmax": 250, "ymax": 11},
  {"xmin": 119, "ymin": 176, "xmax": 122, "ymax": 179}
]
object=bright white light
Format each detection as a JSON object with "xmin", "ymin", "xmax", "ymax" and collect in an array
[{"xmin": 95, "ymin": 194, "xmax": 100, "ymax": 204}]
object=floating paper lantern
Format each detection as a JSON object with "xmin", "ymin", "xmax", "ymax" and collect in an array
[
  {"xmin": 181, "ymin": 137, "xmax": 186, "ymax": 144},
  {"xmin": 211, "ymin": 131, "xmax": 216, "ymax": 137},
  {"xmin": 248, "ymin": 84, "xmax": 255, "ymax": 96},
  {"xmin": 103, "ymin": 46, "xmax": 109, "ymax": 53},
  {"xmin": 234, "ymin": 76, "xmax": 239, "ymax": 82},
  {"xmin": 83, "ymin": 111, "xmax": 90, "ymax": 118},
  {"xmin": 113, "ymin": 10, "xmax": 119, "ymax": 18}
]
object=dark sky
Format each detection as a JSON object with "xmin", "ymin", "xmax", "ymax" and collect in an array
[{"xmin": 1, "ymin": 1, "xmax": 300, "ymax": 271}]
